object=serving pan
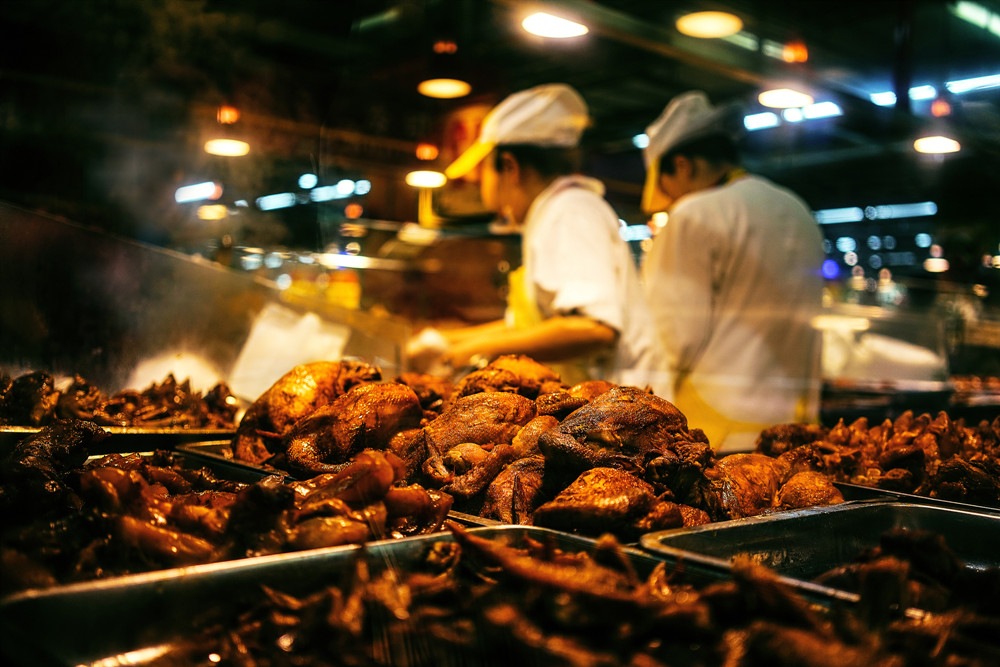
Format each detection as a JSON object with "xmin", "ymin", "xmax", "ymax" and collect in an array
[
  {"xmin": 834, "ymin": 481, "xmax": 1000, "ymax": 515},
  {"xmin": 0, "ymin": 426, "xmax": 235, "ymax": 454},
  {"xmin": 640, "ymin": 501, "xmax": 1000, "ymax": 582},
  {"xmin": 0, "ymin": 525, "xmax": 735, "ymax": 666}
]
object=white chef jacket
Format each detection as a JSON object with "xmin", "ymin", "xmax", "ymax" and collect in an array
[
  {"xmin": 509, "ymin": 174, "xmax": 659, "ymax": 388},
  {"xmin": 641, "ymin": 174, "xmax": 824, "ymax": 451}
]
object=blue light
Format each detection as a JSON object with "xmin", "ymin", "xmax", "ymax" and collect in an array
[
  {"xmin": 256, "ymin": 193, "xmax": 297, "ymax": 211},
  {"xmin": 822, "ymin": 259, "xmax": 840, "ymax": 280},
  {"xmin": 298, "ymin": 173, "xmax": 318, "ymax": 189},
  {"xmin": 632, "ymin": 133, "xmax": 650, "ymax": 149},
  {"xmin": 743, "ymin": 112, "xmax": 780, "ymax": 131}
]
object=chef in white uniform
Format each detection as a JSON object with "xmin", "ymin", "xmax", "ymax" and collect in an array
[
  {"xmin": 640, "ymin": 91, "xmax": 825, "ymax": 452},
  {"xmin": 408, "ymin": 83, "xmax": 658, "ymax": 388}
]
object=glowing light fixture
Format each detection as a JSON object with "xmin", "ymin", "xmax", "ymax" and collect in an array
[
  {"xmin": 175, "ymin": 181, "xmax": 222, "ymax": 204},
  {"xmin": 204, "ymin": 138, "xmax": 250, "ymax": 157},
  {"xmin": 676, "ymin": 11, "xmax": 743, "ymax": 38},
  {"xmin": 913, "ymin": 135, "xmax": 961, "ymax": 154},
  {"xmin": 782, "ymin": 40, "xmax": 809, "ymax": 63},
  {"xmin": 298, "ymin": 173, "xmax": 318, "ymax": 189},
  {"xmin": 522, "ymin": 12, "xmax": 588, "ymax": 38},
  {"xmin": 743, "ymin": 112, "xmax": 780, "ymax": 131},
  {"xmin": 417, "ymin": 78, "xmax": 471, "ymax": 99},
  {"xmin": 758, "ymin": 88, "xmax": 814, "ymax": 108},
  {"xmin": 923, "ymin": 257, "xmax": 950, "ymax": 272},
  {"xmin": 405, "ymin": 170, "xmax": 447, "ymax": 188},
  {"xmin": 632, "ymin": 133, "xmax": 649, "ymax": 149},
  {"xmin": 216, "ymin": 105, "xmax": 240, "ymax": 124},
  {"xmin": 416, "ymin": 142, "xmax": 440, "ymax": 160},
  {"xmin": 196, "ymin": 205, "xmax": 228, "ymax": 221}
]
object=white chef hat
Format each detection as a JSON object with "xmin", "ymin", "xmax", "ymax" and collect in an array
[
  {"xmin": 641, "ymin": 91, "xmax": 741, "ymax": 213},
  {"xmin": 445, "ymin": 83, "xmax": 590, "ymax": 179}
]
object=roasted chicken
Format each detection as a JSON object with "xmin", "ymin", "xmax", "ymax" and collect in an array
[{"xmin": 233, "ymin": 359, "xmax": 381, "ymax": 464}]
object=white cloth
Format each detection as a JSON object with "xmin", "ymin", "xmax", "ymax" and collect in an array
[
  {"xmin": 516, "ymin": 175, "xmax": 659, "ymax": 388},
  {"xmin": 641, "ymin": 174, "xmax": 824, "ymax": 438}
]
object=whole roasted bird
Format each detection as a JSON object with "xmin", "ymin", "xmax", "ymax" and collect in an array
[{"xmin": 233, "ymin": 359, "xmax": 381, "ymax": 465}]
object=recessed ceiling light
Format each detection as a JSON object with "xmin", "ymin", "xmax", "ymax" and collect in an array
[
  {"xmin": 204, "ymin": 138, "xmax": 250, "ymax": 157},
  {"xmin": 522, "ymin": 12, "xmax": 588, "ymax": 38},
  {"xmin": 675, "ymin": 11, "xmax": 743, "ymax": 38},
  {"xmin": 913, "ymin": 135, "xmax": 961, "ymax": 154},
  {"xmin": 405, "ymin": 170, "xmax": 447, "ymax": 188},
  {"xmin": 417, "ymin": 78, "xmax": 471, "ymax": 99},
  {"xmin": 758, "ymin": 88, "xmax": 814, "ymax": 109}
]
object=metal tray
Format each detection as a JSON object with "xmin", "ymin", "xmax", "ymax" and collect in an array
[
  {"xmin": 0, "ymin": 525, "xmax": 729, "ymax": 666},
  {"xmin": 640, "ymin": 501, "xmax": 1000, "ymax": 583},
  {"xmin": 834, "ymin": 481, "xmax": 1000, "ymax": 515},
  {"xmin": 174, "ymin": 439, "xmax": 290, "ymax": 477},
  {"xmin": 1, "ymin": 426, "xmax": 235, "ymax": 453},
  {"xmin": 84, "ymin": 449, "xmax": 280, "ymax": 485}
]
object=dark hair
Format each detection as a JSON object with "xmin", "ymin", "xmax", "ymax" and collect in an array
[
  {"xmin": 495, "ymin": 143, "xmax": 581, "ymax": 178},
  {"xmin": 658, "ymin": 132, "xmax": 740, "ymax": 176}
]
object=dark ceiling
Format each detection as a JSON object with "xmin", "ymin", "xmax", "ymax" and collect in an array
[{"xmin": 1, "ymin": 0, "xmax": 999, "ymax": 243}]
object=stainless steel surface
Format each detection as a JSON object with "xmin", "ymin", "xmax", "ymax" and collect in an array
[
  {"xmin": 0, "ymin": 526, "xmax": 705, "ymax": 666},
  {"xmin": 834, "ymin": 481, "xmax": 1000, "ymax": 515},
  {"xmin": 0, "ymin": 203, "xmax": 411, "ymax": 396},
  {"xmin": 1, "ymin": 426, "xmax": 236, "ymax": 454},
  {"xmin": 641, "ymin": 501, "xmax": 1000, "ymax": 582}
]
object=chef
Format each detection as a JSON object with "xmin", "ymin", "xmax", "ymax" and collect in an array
[
  {"xmin": 407, "ymin": 83, "xmax": 658, "ymax": 388},
  {"xmin": 640, "ymin": 90, "xmax": 825, "ymax": 452}
]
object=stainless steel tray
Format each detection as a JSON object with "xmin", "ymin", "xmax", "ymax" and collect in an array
[
  {"xmin": 1, "ymin": 426, "xmax": 235, "ymax": 453},
  {"xmin": 174, "ymin": 439, "xmax": 289, "ymax": 477},
  {"xmin": 641, "ymin": 501, "xmax": 1000, "ymax": 582},
  {"xmin": 0, "ymin": 525, "xmax": 719, "ymax": 666},
  {"xmin": 834, "ymin": 481, "xmax": 1000, "ymax": 515}
]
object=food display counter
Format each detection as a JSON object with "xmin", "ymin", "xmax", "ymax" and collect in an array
[{"xmin": 3, "ymin": 205, "xmax": 999, "ymax": 666}]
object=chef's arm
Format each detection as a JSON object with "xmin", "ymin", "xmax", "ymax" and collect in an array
[{"xmin": 443, "ymin": 315, "xmax": 617, "ymax": 368}]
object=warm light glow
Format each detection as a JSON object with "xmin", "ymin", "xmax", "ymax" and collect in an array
[
  {"xmin": 216, "ymin": 105, "xmax": 239, "ymax": 124},
  {"xmin": 417, "ymin": 78, "xmax": 471, "ymax": 99},
  {"xmin": 650, "ymin": 211, "xmax": 669, "ymax": 230},
  {"xmin": 782, "ymin": 40, "xmax": 809, "ymax": 63},
  {"xmin": 416, "ymin": 142, "xmax": 439, "ymax": 160},
  {"xmin": 405, "ymin": 170, "xmax": 447, "ymax": 188},
  {"xmin": 433, "ymin": 40, "xmax": 458, "ymax": 54},
  {"xmin": 758, "ymin": 88, "xmax": 814, "ymax": 108},
  {"xmin": 675, "ymin": 11, "xmax": 743, "ymax": 38},
  {"xmin": 930, "ymin": 97, "xmax": 952, "ymax": 117},
  {"xmin": 913, "ymin": 135, "xmax": 961, "ymax": 154},
  {"xmin": 196, "ymin": 204, "xmax": 228, "ymax": 220},
  {"xmin": 923, "ymin": 257, "xmax": 950, "ymax": 272},
  {"xmin": 344, "ymin": 203, "xmax": 364, "ymax": 219},
  {"xmin": 204, "ymin": 138, "xmax": 250, "ymax": 156},
  {"xmin": 521, "ymin": 12, "xmax": 589, "ymax": 38}
]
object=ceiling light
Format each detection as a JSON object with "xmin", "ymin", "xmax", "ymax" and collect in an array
[
  {"xmin": 417, "ymin": 78, "xmax": 471, "ymax": 99},
  {"xmin": 782, "ymin": 40, "xmax": 809, "ymax": 63},
  {"xmin": 204, "ymin": 138, "xmax": 250, "ymax": 157},
  {"xmin": 522, "ymin": 12, "xmax": 588, "ymax": 38},
  {"xmin": 758, "ymin": 88, "xmax": 814, "ymax": 108},
  {"xmin": 405, "ymin": 170, "xmax": 447, "ymax": 188},
  {"xmin": 675, "ymin": 11, "xmax": 743, "ymax": 38},
  {"xmin": 913, "ymin": 135, "xmax": 961, "ymax": 154}
]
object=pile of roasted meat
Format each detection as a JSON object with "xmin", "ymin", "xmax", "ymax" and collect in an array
[
  {"xmin": 0, "ymin": 370, "xmax": 240, "ymax": 428},
  {"xmin": 230, "ymin": 356, "xmax": 847, "ymax": 540},
  {"xmin": 0, "ymin": 420, "xmax": 451, "ymax": 595},
  {"xmin": 151, "ymin": 522, "xmax": 1000, "ymax": 666},
  {"xmin": 757, "ymin": 410, "xmax": 1000, "ymax": 507}
]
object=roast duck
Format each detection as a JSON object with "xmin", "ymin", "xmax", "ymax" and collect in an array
[{"xmin": 226, "ymin": 355, "xmax": 866, "ymax": 540}]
